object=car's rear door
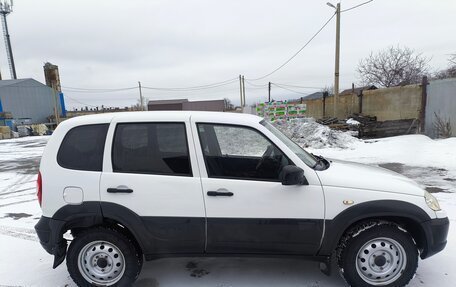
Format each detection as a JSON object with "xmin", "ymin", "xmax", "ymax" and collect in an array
[
  {"xmin": 190, "ymin": 115, "xmax": 325, "ymax": 255},
  {"xmin": 99, "ymin": 113, "xmax": 205, "ymax": 255}
]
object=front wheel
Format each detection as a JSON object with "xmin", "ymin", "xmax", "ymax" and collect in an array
[
  {"xmin": 338, "ymin": 223, "xmax": 418, "ymax": 287},
  {"xmin": 66, "ymin": 227, "xmax": 142, "ymax": 286}
]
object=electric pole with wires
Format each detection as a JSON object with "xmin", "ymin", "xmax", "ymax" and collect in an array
[
  {"xmin": 239, "ymin": 75, "xmax": 243, "ymax": 107},
  {"xmin": 327, "ymin": 2, "xmax": 341, "ymax": 118},
  {"xmin": 242, "ymin": 75, "xmax": 246, "ymax": 107},
  {"xmin": 138, "ymin": 81, "xmax": 144, "ymax": 111}
]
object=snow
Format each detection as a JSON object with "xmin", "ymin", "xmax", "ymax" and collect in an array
[
  {"xmin": 309, "ymin": 135, "xmax": 456, "ymax": 194},
  {"xmin": 0, "ymin": 127, "xmax": 455, "ymax": 286},
  {"xmin": 274, "ymin": 118, "xmax": 359, "ymax": 149},
  {"xmin": 346, "ymin": 118, "xmax": 361, "ymax": 126}
]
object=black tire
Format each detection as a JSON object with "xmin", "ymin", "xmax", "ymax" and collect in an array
[
  {"xmin": 66, "ymin": 227, "xmax": 143, "ymax": 287},
  {"xmin": 337, "ymin": 223, "xmax": 418, "ymax": 287}
]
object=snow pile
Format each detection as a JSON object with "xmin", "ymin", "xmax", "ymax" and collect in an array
[
  {"xmin": 272, "ymin": 118, "xmax": 359, "ymax": 149},
  {"xmin": 314, "ymin": 135, "xmax": 456, "ymax": 172},
  {"xmin": 311, "ymin": 134, "xmax": 456, "ymax": 193},
  {"xmin": 346, "ymin": 118, "xmax": 360, "ymax": 125},
  {"xmin": 215, "ymin": 125, "xmax": 268, "ymax": 156}
]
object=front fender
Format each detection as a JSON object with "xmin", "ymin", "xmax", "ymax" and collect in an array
[{"xmin": 318, "ymin": 200, "xmax": 432, "ymax": 256}]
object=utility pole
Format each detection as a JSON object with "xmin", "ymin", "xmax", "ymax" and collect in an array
[
  {"xmin": 268, "ymin": 82, "xmax": 271, "ymax": 102},
  {"xmin": 419, "ymin": 76, "xmax": 429, "ymax": 133},
  {"xmin": 241, "ymin": 75, "xmax": 246, "ymax": 108},
  {"xmin": 333, "ymin": 2, "xmax": 341, "ymax": 118},
  {"xmin": 239, "ymin": 75, "xmax": 243, "ymax": 107},
  {"xmin": 138, "ymin": 81, "xmax": 144, "ymax": 111},
  {"xmin": 51, "ymin": 83, "xmax": 60, "ymax": 125}
]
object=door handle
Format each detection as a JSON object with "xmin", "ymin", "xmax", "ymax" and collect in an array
[
  {"xmin": 107, "ymin": 187, "xmax": 133, "ymax": 193},
  {"xmin": 207, "ymin": 191, "xmax": 234, "ymax": 196}
]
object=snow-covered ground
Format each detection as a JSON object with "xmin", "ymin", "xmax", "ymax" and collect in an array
[{"xmin": 0, "ymin": 123, "xmax": 454, "ymax": 286}]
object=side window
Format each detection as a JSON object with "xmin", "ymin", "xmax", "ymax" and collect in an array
[
  {"xmin": 112, "ymin": 122, "xmax": 192, "ymax": 176},
  {"xmin": 197, "ymin": 123, "xmax": 292, "ymax": 181},
  {"xmin": 57, "ymin": 124, "xmax": 109, "ymax": 171}
]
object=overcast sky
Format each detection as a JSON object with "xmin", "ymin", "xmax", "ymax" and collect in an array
[{"xmin": 5, "ymin": 0, "xmax": 456, "ymax": 108}]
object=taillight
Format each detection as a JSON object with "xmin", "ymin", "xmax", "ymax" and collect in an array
[{"xmin": 37, "ymin": 172, "xmax": 42, "ymax": 207}]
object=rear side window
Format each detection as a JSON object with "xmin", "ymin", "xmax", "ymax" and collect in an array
[
  {"xmin": 112, "ymin": 122, "xmax": 192, "ymax": 176},
  {"xmin": 57, "ymin": 124, "xmax": 109, "ymax": 171}
]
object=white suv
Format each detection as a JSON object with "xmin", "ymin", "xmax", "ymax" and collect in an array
[{"xmin": 35, "ymin": 111, "xmax": 449, "ymax": 287}]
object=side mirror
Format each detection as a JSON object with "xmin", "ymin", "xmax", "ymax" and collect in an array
[{"xmin": 280, "ymin": 165, "xmax": 309, "ymax": 186}]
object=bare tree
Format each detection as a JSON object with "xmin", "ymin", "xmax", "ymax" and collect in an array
[
  {"xmin": 450, "ymin": 54, "xmax": 456, "ymax": 65},
  {"xmin": 434, "ymin": 53, "xmax": 456, "ymax": 80},
  {"xmin": 433, "ymin": 112, "xmax": 452, "ymax": 138},
  {"xmin": 130, "ymin": 97, "xmax": 149, "ymax": 111},
  {"xmin": 224, "ymin": 98, "xmax": 234, "ymax": 111},
  {"xmin": 357, "ymin": 46, "xmax": 430, "ymax": 87},
  {"xmin": 321, "ymin": 85, "xmax": 334, "ymax": 96}
]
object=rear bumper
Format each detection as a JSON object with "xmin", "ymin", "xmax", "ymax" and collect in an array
[
  {"xmin": 34, "ymin": 216, "xmax": 67, "ymax": 268},
  {"xmin": 420, "ymin": 217, "xmax": 449, "ymax": 259}
]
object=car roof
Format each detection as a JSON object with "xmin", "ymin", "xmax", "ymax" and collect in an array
[{"xmin": 60, "ymin": 111, "xmax": 262, "ymax": 127}]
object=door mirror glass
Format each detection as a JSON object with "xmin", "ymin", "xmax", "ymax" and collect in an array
[{"xmin": 280, "ymin": 165, "xmax": 308, "ymax": 185}]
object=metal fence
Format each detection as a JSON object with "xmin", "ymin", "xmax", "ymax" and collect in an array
[{"xmin": 425, "ymin": 78, "xmax": 456, "ymax": 138}]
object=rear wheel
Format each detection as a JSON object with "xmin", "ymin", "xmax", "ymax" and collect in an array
[
  {"xmin": 67, "ymin": 227, "xmax": 142, "ymax": 286},
  {"xmin": 338, "ymin": 223, "xmax": 418, "ymax": 287}
]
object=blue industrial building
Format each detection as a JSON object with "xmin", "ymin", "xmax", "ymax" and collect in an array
[{"xmin": 0, "ymin": 78, "xmax": 65, "ymax": 124}]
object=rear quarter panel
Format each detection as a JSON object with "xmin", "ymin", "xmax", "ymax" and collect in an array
[{"xmin": 40, "ymin": 115, "xmax": 113, "ymax": 217}]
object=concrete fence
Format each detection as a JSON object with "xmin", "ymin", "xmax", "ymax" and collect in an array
[
  {"xmin": 303, "ymin": 84, "xmax": 423, "ymax": 121},
  {"xmin": 362, "ymin": 85, "xmax": 422, "ymax": 121},
  {"xmin": 254, "ymin": 77, "xmax": 456, "ymax": 138}
]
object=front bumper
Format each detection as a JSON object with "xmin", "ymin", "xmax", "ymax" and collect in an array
[
  {"xmin": 34, "ymin": 216, "xmax": 68, "ymax": 268},
  {"xmin": 420, "ymin": 217, "xmax": 449, "ymax": 259}
]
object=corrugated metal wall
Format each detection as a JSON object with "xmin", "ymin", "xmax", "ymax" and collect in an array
[
  {"xmin": 0, "ymin": 79, "xmax": 58, "ymax": 123},
  {"xmin": 425, "ymin": 78, "xmax": 456, "ymax": 138}
]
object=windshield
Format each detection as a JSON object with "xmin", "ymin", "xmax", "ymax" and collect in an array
[{"xmin": 260, "ymin": 120, "xmax": 318, "ymax": 168}]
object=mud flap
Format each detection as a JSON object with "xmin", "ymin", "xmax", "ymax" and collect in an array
[{"xmin": 52, "ymin": 240, "xmax": 68, "ymax": 269}]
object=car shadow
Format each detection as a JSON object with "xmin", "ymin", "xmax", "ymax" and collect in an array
[{"xmin": 135, "ymin": 257, "xmax": 346, "ymax": 287}]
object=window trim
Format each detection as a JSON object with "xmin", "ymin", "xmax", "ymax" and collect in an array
[
  {"xmin": 57, "ymin": 123, "xmax": 109, "ymax": 172},
  {"xmin": 111, "ymin": 121, "xmax": 193, "ymax": 177},
  {"xmin": 196, "ymin": 122, "xmax": 294, "ymax": 182}
]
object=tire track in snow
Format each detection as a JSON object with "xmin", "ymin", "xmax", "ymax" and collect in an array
[
  {"xmin": 0, "ymin": 198, "xmax": 37, "ymax": 208},
  {"xmin": 0, "ymin": 174, "xmax": 35, "ymax": 195},
  {"xmin": 0, "ymin": 225, "xmax": 38, "ymax": 242},
  {"xmin": 0, "ymin": 187, "xmax": 35, "ymax": 198}
]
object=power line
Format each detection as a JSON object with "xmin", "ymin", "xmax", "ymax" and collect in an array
[
  {"xmin": 246, "ymin": 79, "xmax": 323, "ymax": 90},
  {"xmin": 62, "ymin": 77, "xmax": 238, "ymax": 93},
  {"xmin": 62, "ymin": 86, "xmax": 137, "ymax": 91},
  {"xmin": 66, "ymin": 95, "xmax": 138, "ymax": 105},
  {"xmin": 142, "ymin": 78, "xmax": 237, "ymax": 91},
  {"xmin": 247, "ymin": 12, "xmax": 336, "ymax": 81},
  {"xmin": 63, "ymin": 87, "xmax": 137, "ymax": 93},
  {"xmin": 273, "ymin": 83, "xmax": 323, "ymax": 89},
  {"xmin": 245, "ymin": 86, "xmax": 268, "ymax": 90},
  {"xmin": 65, "ymin": 95, "xmax": 99, "ymax": 108},
  {"xmin": 143, "ymin": 86, "xmax": 241, "ymax": 95},
  {"xmin": 341, "ymin": 0, "xmax": 374, "ymax": 13},
  {"xmin": 245, "ymin": 80, "xmax": 268, "ymax": 87},
  {"xmin": 271, "ymin": 83, "xmax": 311, "ymax": 95}
]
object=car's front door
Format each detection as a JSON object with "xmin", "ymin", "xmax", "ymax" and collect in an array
[{"xmin": 191, "ymin": 119, "xmax": 325, "ymax": 255}]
